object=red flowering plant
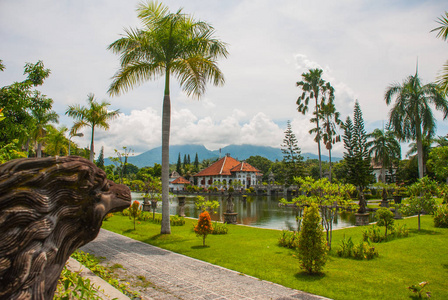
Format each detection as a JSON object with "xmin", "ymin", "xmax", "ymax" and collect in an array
[
  {"xmin": 129, "ymin": 200, "xmax": 142, "ymax": 230},
  {"xmin": 194, "ymin": 211, "xmax": 214, "ymax": 246}
]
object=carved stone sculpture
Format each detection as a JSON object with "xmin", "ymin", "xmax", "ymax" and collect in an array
[{"xmin": 0, "ymin": 156, "xmax": 131, "ymax": 299}]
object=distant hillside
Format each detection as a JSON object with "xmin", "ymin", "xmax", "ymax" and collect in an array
[{"xmin": 105, "ymin": 144, "xmax": 341, "ymax": 168}]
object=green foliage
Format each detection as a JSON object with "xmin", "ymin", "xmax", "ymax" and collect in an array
[
  {"xmin": 71, "ymin": 250, "xmax": 139, "ymax": 298},
  {"xmin": 336, "ymin": 236, "xmax": 378, "ymax": 260},
  {"xmin": 292, "ymin": 176, "xmax": 356, "ymax": 249},
  {"xmin": 194, "ymin": 196, "xmax": 220, "ymax": 214},
  {"xmin": 375, "ymin": 207, "xmax": 395, "ymax": 238},
  {"xmin": 407, "ymin": 281, "xmax": 431, "ymax": 298},
  {"xmin": 129, "ymin": 201, "xmax": 142, "ymax": 230},
  {"xmin": 211, "ymin": 221, "xmax": 228, "ymax": 235},
  {"xmin": 297, "ymin": 203, "xmax": 327, "ymax": 274},
  {"xmin": 55, "ymin": 266, "xmax": 101, "ymax": 300},
  {"xmin": 362, "ymin": 224, "xmax": 409, "ymax": 243},
  {"xmin": 278, "ymin": 230, "xmax": 300, "ymax": 249},
  {"xmin": 401, "ymin": 177, "xmax": 439, "ymax": 230},
  {"xmin": 0, "ymin": 60, "xmax": 53, "ymax": 149},
  {"xmin": 427, "ymin": 146, "xmax": 448, "ymax": 182},
  {"xmin": 194, "ymin": 211, "xmax": 213, "ymax": 246},
  {"xmin": 95, "ymin": 146, "xmax": 105, "ymax": 170},
  {"xmin": 0, "ymin": 139, "xmax": 26, "ymax": 163},
  {"xmin": 433, "ymin": 204, "xmax": 448, "ymax": 228},
  {"xmin": 139, "ymin": 212, "xmax": 185, "ymax": 226},
  {"xmin": 246, "ymin": 155, "xmax": 273, "ymax": 182}
]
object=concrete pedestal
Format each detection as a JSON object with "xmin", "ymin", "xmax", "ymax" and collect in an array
[
  {"xmin": 223, "ymin": 212, "xmax": 238, "ymax": 224},
  {"xmin": 355, "ymin": 213, "xmax": 370, "ymax": 226}
]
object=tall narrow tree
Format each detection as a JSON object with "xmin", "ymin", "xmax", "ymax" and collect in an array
[
  {"xmin": 30, "ymin": 103, "xmax": 59, "ymax": 157},
  {"xmin": 385, "ymin": 71, "xmax": 448, "ymax": 178},
  {"xmin": 108, "ymin": 1, "xmax": 228, "ymax": 234},
  {"xmin": 310, "ymin": 100, "xmax": 342, "ymax": 182},
  {"xmin": 281, "ymin": 120, "xmax": 304, "ymax": 183},
  {"xmin": 66, "ymin": 94, "xmax": 120, "ymax": 162},
  {"xmin": 296, "ymin": 68, "xmax": 334, "ymax": 178},
  {"xmin": 343, "ymin": 101, "xmax": 373, "ymax": 213}
]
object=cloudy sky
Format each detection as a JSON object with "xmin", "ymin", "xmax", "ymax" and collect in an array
[{"xmin": 1, "ymin": 0, "xmax": 447, "ymax": 159}]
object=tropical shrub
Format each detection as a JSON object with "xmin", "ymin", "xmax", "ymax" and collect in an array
[
  {"xmin": 337, "ymin": 236, "xmax": 378, "ymax": 260},
  {"xmin": 212, "ymin": 221, "xmax": 228, "ymax": 235},
  {"xmin": 151, "ymin": 215, "xmax": 185, "ymax": 226},
  {"xmin": 433, "ymin": 204, "xmax": 448, "ymax": 228},
  {"xmin": 362, "ymin": 224, "xmax": 409, "ymax": 243},
  {"xmin": 55, "ymin": 266, "xmax": 101, "ymax": 300},
  {"xmin": 194, "ymin": 211, "xmax": 213, "ymax": 246},
  {"xmin": 103, "ymin": 213, "xmax": 114, "ymax": 221},
  {"xmin": 194, "ymin": 196, "xmax": 219, "ymax": 214},
  {"xmin": 278, "ymin": 230, "xmax": 300, "ymax": 249},
  {"xmin": 297, "ymin": 203, "xmax": 327, "ymax": 274},
  {"xmin": 129, "ymin": 200, "xmax": 142, "ymax": 230},
  {"xmin": 375, "ymin": 207, "xmax": 395, "ymax": 239}
]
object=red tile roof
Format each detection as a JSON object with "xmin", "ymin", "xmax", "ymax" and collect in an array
[
  {"xmin": 171, "ymin": 176, "xmax": 190, "ymax": 184},
  {"xmin": 194, "ymin": 156, "xmax": 260, "ymax": 177}
]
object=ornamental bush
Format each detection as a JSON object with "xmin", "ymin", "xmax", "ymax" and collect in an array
[
  {"xmin": 129, "ymin": 201, "xmax": 142, "ymax": 230},
  {"xmin": 376, "ymin": 207, "xmax": 395, "ymax": 239},
  {"xmin": 297, "ymin": 203, "xmax": 327, "ymax": 274},
  {"xmin": 434, "ymin": 204, "xmax": 448, "ymax": 228},
  {"xmin": 194, "ymin": 211, "xmax": 214, "ymax": 246}
]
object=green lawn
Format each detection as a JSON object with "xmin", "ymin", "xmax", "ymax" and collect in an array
[{"xmin": 102, "ymin": 214, "xmax": 448, "ymax": 300}]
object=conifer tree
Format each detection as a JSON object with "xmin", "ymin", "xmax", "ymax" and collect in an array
[
  {"xmin": 194, "ymin": 153, "xmax": 199, "ymax": 172},
  {"xmin": 176, "ymin": 153, "xmax": 182, "ymax": 174},
  {"xmin": 96, "ymin": 146, "xmax": 105, "ymax": 170},
  {"xmin": 343, "ymin": 101, "xmax": 373, "ymax": 213},
  {"xmin": 281, "ymin": 120, "xmax": 304, "ymax": 184}
]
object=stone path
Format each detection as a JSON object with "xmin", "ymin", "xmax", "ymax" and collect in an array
[{"xmin": 80, "ymin": 229, "xmax": 329, "ymax": 300}]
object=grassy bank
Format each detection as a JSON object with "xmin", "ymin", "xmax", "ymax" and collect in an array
[{"xmin": 102, "ymin": 214, "xmax": 447, "ymax": 300}]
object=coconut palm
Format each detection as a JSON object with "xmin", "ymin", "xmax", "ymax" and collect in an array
[
  {"xmin": 432, "ymin": 11, "xmax": 448, "ymax": 94},
  {"xmin": 296, "ymin": 68, "xmax": 334, "ymax": 178},
  {"xmin": 367, "ymin": 127, "xmax": 401, "ymax": 183},
  {"xmin": 385, "ymin": 72, "xmax": 448, "ymax": 178},
  {"xmin": 30, "ymin": 105, "xmax": 59, "ymax": 157},
  {"xmin": 65, "ymin": 94, "xmax": 120, "ymax": 162},
  {"xmin": 107, "ymin": 1, "xmax": 228, "ymax": 234}
]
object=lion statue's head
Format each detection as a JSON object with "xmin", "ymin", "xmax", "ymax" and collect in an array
[{"xmin": 0, "ymin": 156, "xmax": 131, "ymax": 299}]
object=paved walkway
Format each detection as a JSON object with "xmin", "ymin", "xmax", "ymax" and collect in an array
[{"xmin": 80, "ymin": 229, "xmax": 329, "ymax": 300}]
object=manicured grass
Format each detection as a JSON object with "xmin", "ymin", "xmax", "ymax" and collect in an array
[{"xmin": 102, "ymin": 214, "xmax": 448, "ymax": 300}]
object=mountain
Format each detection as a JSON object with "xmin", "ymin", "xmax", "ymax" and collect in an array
[{"xmin": 105, "ymin": 144, "xmax": 341, "ymax": 168}]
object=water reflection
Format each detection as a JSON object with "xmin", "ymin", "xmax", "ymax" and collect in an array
[{"xmin": 131, "ymin": 193, "xmax": 372, "ymax": 231}]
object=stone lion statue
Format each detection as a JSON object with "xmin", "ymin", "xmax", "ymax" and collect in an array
[{"xmin": 0, "ymin": 156, "xmax": 131, "ymax": 299}]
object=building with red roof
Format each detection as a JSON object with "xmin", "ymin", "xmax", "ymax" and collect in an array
[
  {"xmin": 169, "ymin": 175, "xmax": 191, "ymax": 192},
  {"xmin": 194, "ymin": 154, "xmax": 261, "ymax": 189}
]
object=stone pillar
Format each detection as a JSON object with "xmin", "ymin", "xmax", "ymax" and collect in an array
[
  {"xmin": 355, "ymin": 213, "xmax": 370, "ymax": 226},
  {"xmin": 177, "ymin": 196, "xmax": 186, "ymax": 217}
]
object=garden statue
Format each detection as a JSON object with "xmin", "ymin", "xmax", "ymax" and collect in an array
[{"xmin": 0, "ymin": 156, "xmax": 131, "ymax": 299}]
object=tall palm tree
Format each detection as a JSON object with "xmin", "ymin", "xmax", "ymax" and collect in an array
[
  {"xmin": 385, "ymin": 71, "xmax": 448, "ymax": 178},
  {"xmin": 296, "ymin": 68, "xmax": 334, "ymax": 178},
  {"xmin": 366, "ymin": 127, "xmax": 401, "ymax": 183},
  {"xmin": 432, "ymin": 11, "xmax": 448, "ymax": 94},
  {"xmin": 107, "ymin": 1, "xmax": 228, "ymax": 234},
  {"xmin": 317, "ymin": 101, "xmax": 343, "ymax": 182},
  {"xmin": 65, "ymin": 94, "xmax": 120, "ymax": 162},
  {"xmin": 30, "ymin": 105, "xmax": 59, "ymax": 157}
]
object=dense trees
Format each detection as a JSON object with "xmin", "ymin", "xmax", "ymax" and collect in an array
[
  {"xmin": 385, "ymin": 72, "xmax": 448, "ymax": 179},
  {"xmin": 108, "ymin": 1, "xmax": 228, "ymax": 234}
]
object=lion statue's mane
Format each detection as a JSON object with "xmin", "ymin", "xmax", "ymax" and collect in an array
[{"xmin": 0, "ymin": 156, "xmax": 131, "ymax": 299}]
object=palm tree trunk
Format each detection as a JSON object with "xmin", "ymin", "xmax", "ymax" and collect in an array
[
  {"xmin": 37, "ymin": 142, "xmax": 42, "ymax": 158},
  {"xmin": 416, "ymin": 125, "xmax": 424, "ymax": 179},
  {"xmin": 90, "ymin": 127, "xmax": 95, "ymax": 162},
  {"xmin": 328, "ymin": 148, "xmax": 332, "ymax": 182},
  {"xmin": 161, "ymin": 72, "xmax": 172, "ymax": 234},
  {"xmin": 315, "ymin": 97, "xmax": 322, "ymax": 179},
  {"xmin": 381, "ymin": 165, "xmax": 386, "ymax": 182}
]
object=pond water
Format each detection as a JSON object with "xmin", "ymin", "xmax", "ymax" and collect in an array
[{"xmin": 131, "ymin": 193, "xmax": 374, "ymax": 231}]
